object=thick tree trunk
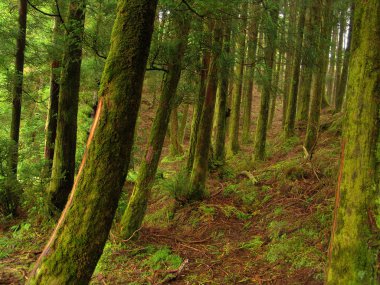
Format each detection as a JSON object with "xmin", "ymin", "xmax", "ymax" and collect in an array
[
  {"xmin": 284, "ymin": 2, "xmax": 306, "ymax": 138},
  {"xmin": 48, "ymin": 0, "xmax": 86, "ymax": 212},
  {"xmin": 327, "ymin": 1, "xmax": 380, "ymax": 282},
  {"xmin": 28, "ymin": 0, "xmax": 157, "ymax": 283},
  {"xmin": 212, "ymin": 21, "xmax": 232, "ymax": 162},
  {"xmin": 227, "ymin": 3, "xmax": 248, "ymax": 156},
  {"xmin": 242, "ymin": 4, "xmax": 260, "ymax": 144},
  {"xmin": 334, "ymin": 6, "xmax": 353, "ymax": 113},
  {"xmin": 189, "ymin": 22, "xmax": 223, "ymax": 200},
  {"xmin": 43, "ymin": 16, "xmax": 63, "ymax": 177},
  {"xmin": 253, "ymin": 5, "xmax": 279, "ymax": 161},
  {"xmin": 9, "ymin": 0, "xmax": 27, "ymax": 176},
  {"xmin": 120, "ymin": 7, "xmax": 191, "ymax": 239}
]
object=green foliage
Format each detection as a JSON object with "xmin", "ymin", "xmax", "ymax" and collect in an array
[
  {"xmin": 239, "ymin": 236, "xmax": 264, "ymax": 253},
  {"xmin": 160, "ymin": 168, "xmax": 191, "ymax": 203},
  {"xmin": 143, "ymin": 246, "xmax": 182, "ymax": 270}
]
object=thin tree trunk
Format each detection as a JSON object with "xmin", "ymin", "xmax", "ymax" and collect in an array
[
  {"xmin": 333, "ymin": 10, "xmax": 346, "ymax": 107},
  {"xmin": 242, "ymin": 4, "xmax": 260, "ymax": 144},
  {"xmin": 48, "ymin": 0, "xmax": 86, "ymax": 212},
  {"xmin": 28, "ymin": 0, "xmax": 157, "ymax": 283},
  {"xmin": 227, "ymin": 3, "xmax": 248, "ymax": 156},
  {"xmin": 169, "ymin": 107, "xmax": 183, "ymax": 156},
  {"xmin": 327, "ymin": 1, "xmax": 380, "ymax": 282},
  {"xmin": 253, "ymin": 5, "xmax": 279, "ymax": 161},
  {"xmin": 9, "ymin": 0, "xmax": 27, "ymax": 176},
  {"xmin": 120, "ymin": 7, "xmax": 191, "ymax": 239},
  {"xmin": 189, "ymin": 22, "xmax": 223, "ymax": 200},
  {"xmin": 284, "ymin": 1, "xmax": 306, "ymax": 138},
  {"xmin": 43, "ymin": 16, "xmax": 63, "ymax": 177},
  {"xmin": 335, "ymin": 5, "xmax": 353, "ymax": 113},
  {"xmin": 212, "ymin": 21, "xmax": 232, "ymax": 162},
  {"xmin": 179, "ymin": 104, "xmax": 189, "ymax": 144}
]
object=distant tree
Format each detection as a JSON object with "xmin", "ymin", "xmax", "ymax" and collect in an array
[
  {"xmin": 327, "ymin": 0, "xmax": 380, "ymax": 282},
  {"xmin": 27, "ymin": 0, "xmax": 158, "ymax": 282}
]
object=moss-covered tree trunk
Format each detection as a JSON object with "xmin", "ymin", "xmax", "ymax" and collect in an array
[
  {"xmin": 119, "ymin": 7, "xmax": 191, "ymax": 239},
  {"xmin": 268, "ymin": 51, "xmax": 282, "ymax": 129},
  {"xmin": 189, "ymin": 22, "xmax": 223, "ymax": 200},
  {"xmin": 334, "ymin": 5, "xmax": 353, "ymax": 113},
  {"xmin": 9, "ymin": 0, "xmax": 27, "ymax": 176},
  {"xmin": 27, "ymin": 0, "xmax": 157, "ymax": 283},
  {"xmin": 212, "ymin": 21, "xmax": 232, "ymax": 162},
  {"xmin": 242, "ymin": 4, "xmax": 260, "ymax": 144},
  {"xmin": 284, "ymin": 2, "xmax": 306, "ymax": 138},
  {"xmin": 48, "ymin": 0, "xmax": 86, "ymax": 212},
  {"xmin": 187, "ymin": 26, "xmax": 210, "ymax": 171},
  {"xmin": 43, "ymin": 16, "xmax": 63, "ymax": 177},
  {"xmin": 253, "ymin": 5, "xmax": 279, "ymax": 161},
  {"xmin": 327, "ymin": 1, "xmax": 380, "ymax": 282},
  {"xmin": 304, "ymin": 0, "xmax": 332, "ymax": 154},
  {"xmin": 227, "ymin": 4, "xmax": 248, "ymax": 156}
]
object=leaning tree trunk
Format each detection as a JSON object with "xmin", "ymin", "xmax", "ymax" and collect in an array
[
  {"xmin": 120, "ymin": 6, "xmax": 191, "ymax": 239},
  {"xmin": 253, "ymin": 5, "xmax": 279, "ymax": 161},
  {"xmin": 334, "ymin": 5, "xmax": 353, "ymax": 113},
  {"xmin": 227, "ymin": 3, "xmax": 248, "ymax": 156},
  {"xmin": 189, "ymin": 22, "xmax": 223, "ymax": 200},
  {"xmin": 48, "ymin": 0, "xmax": 86, "ymax": 212},
  {"xmin": 43, "ymin": 16, "xmax": 63, "ymax": 177},
  {"xmin": 284, "ymin": 2, "xmax": 306, "ymax": 138},
  {"xmin": 27, "ymin": 0, "xmax": 157, "ymax": 283},
  {"xmin": 327, "ymin": 1, "xmax": 380, "ymax": 283}
]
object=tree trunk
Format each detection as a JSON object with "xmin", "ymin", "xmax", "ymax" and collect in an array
[
  {"xmin": 327, "ymin": 1, "xmax": 380, "ymax": 282},
  {"xmin": 28, "ymin": 0, "xmax": 157, "ymax": 283},
  {"xmin": 187, "ymin": 27, "xmax": 210, "ymax": 171},
  {"xmin": 212, "ymin": 21, "xmax": 232, "ymax": 163},
  {"xmin": 169, "ymin": 107, "xmax": 183, "ymax": 156},
  {"xmin": 179, "ymin": 104, "xmax": 189, "ymax": 144},
  {"xmin": 9, "ymin": 0, "xmax": 27, "ymax": 176},
  {"xmin": 48, "ymin": 0, "xmax": 86, "ymax": 212},
  {"xmin": 189, "ymin": 22, "xmax": 223, "ymax": 200},
  {"xmin": 227, "ymin": 3, "xmax": 248, "ymax": 156},
  {"xmin": 304, "ymin": 0, "xmax": 332, "ymax": 154},
  {"xmin": 43, "ymin": 16, "xmax": 63, "ymax": 177},
  {"xmin": 284, "ymin": 2, "xmax": 306, "ymax": 138},
  {"xmin": 242, "ymin": 4, "xmax": 260, "ymax": 144},
  {"xmin": 253, "ymin": 5, "xmax": 279, "ymax": 161},
  {"xmin": 333, "ymin": 10, "xmax": 346, "ymax": 107},
  {"xmin": 334, "ymin": 5, "xmax": 353, "ymax": 113},
  {"xmin": 326, "ymin": 24, "xmax": 337, "ymax": 104},
  {"xmin": 120, "ymin": 6, "xmax": 191, "ymax": 239}
]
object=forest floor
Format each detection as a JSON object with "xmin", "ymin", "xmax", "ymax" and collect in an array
[{"xmin": 0, "ymin": 95, "xmax": 342, "ymax": 284}]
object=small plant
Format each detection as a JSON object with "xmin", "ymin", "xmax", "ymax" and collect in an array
[
  {"xmin": 239, "ymin": 236, "xmax": 264, "ymax": 253},
  {"xmin": 160, "ymin": 168, "xmax": 191, "ymax": 204},
  {"xmin": 143, "ymin": 246, "xmax": 182, "ymax": 270}
]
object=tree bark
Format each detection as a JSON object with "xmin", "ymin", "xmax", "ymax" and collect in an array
[
  {"xmin": 189, "ymin": 22, "xmax": 223, "ymax": 200},
  {"xmin": 28, "ymin": 0, "xmax": 157, "ymax": 283},
  {"xmin": 48, "ymin": 0, "xmax": 86, "ymax": 212},
  {"xmin": 327, "ymin": 1, "xmax": 380, "ymax": 282},
  {"xmin": 120, "ymin": 6, "xmax": 191, "ymax": 239},
  {"xmin": 253, "ymin": 5, "xmax": 279, "ymax": 161},
  {"xmin": 284, "ymin": 1, "xmax": 306, "ymax": 138}
]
